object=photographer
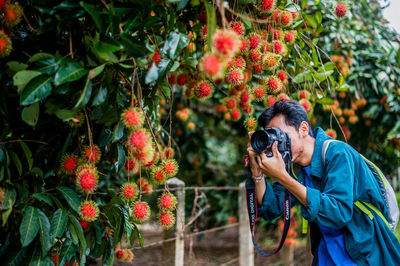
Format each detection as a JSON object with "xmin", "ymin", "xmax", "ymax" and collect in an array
[{"xmin": 247, "ymin": 100, "xmax": 400, "ymax": 265}]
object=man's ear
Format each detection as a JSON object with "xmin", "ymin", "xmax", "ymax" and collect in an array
[{"xmin": 299, "ymin": 121, "xmax": 309, "ymax": 137}]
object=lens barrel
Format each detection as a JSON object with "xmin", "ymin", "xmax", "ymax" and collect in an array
[{"xmin": 250, "ymin": 130, "xmax": 270, "ymax": 153}]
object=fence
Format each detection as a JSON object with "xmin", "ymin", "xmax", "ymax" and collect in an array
[{"xmin": 129, "ymin": 177, "xmax": 299, "ymax": 266}]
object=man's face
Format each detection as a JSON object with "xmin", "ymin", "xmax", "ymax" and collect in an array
[{"xmin": 265, "ymin": 114, "xmax": 306, "ymax": 163}]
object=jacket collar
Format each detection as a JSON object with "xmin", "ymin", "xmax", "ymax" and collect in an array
[{"xmin": 310, "ymin": 127, "xmax": 331, "ymax": 179}]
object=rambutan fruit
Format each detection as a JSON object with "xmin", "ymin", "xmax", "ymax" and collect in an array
[
  {"xmin": 243, "ymin": 105, "xmax": 254, "ymax": 115},
  {"xmin": 168, "ymin": 73, "xmax": 177, "ymax": 84},
  {"xmin": 60, "ymin": 154, "xmax": 78, "ymax": 174},
  {"xmin": 259, "ymin": 30, "xmax": 267, "ymax": 41},
  {"xmin": 279, "ymin": 11, "xmax": 292, "ymax": 27},
  {"xmin": 334, "ymin": 2, "xmax": 347, "ymax": 18},
  {"xmin": 223, "ymin": 96, "xmax": 237, "ymax": 110},
  {"xmin": 240, "ymin": 91, "xmax": 250, "ymax": 104},
  {"xmin": 243, "ymin": 70, "xmax": 252, "ymax": 83},
  {"xmin": 325, "ymin": 129, "xmax": 337, "ymax": 139},
  {"xmin": 277, "ymin": 93, "xmax": 290, "ymax": 101},
  {"xmin": 158, "ymin": 192, "xmax": 177, "ymax": 211},
  {"xmin": 134, "ymin": 144, "xmax": 155, "ymax": 165},
  {"xmin": 122, "ymin": 249, "xmax": 134, "ymax": 262},
  {"xmin": 272, "ymin": 29, "xmax": 283, "ymax": 41},
  {"xmin": 252, "ymin": 63, "xmax": 263, "ymax": 74},
  {"xmin": 151, "ymin": 51, "xmax": 161, "ymax": 66},
  {"xmin": 284, "ymin": 31, "xmax": 295, "ymax": 44},
  {"xmin": 229, "ymin": 21, "xmax": 245, "ymax": 36},
  {"xmin": 249, "ymin": 49, "xmax": 262, "ymax": 63},
  {"xmin": 298, "ymin": 90, "xmax": 310, "ymax": 99},
  {"xmin": 79, "ymin": 201, "xmax": 100, "ymax": 222},
  {"xmin": 228, "ymin": 56, "xmax": 246, "ymax": 70},
  {"xmin": 239, "ymin": 38, "xmax": 249, "ymax": 54},
  {"xmin": 212, "ymin": 29, "xmax": 240, "ymax": 58},
  {"xmin": 0, "ymin": 30, "xmax": 12, "ymax": 58},
  {"xmin": 82, "ymin": 145, "xmax": 101, "ymax": 164},
  {"xmin": 159, "ymin": 211, "xmax": 176, "ymax": 230},
  {"xmin": 216, "ymin": 104, "xmax": 228, "ymax": 113},
  {"xmin": 260, "ymin": 42, "xmax": 270, "ymax": 53},
  {"xmin": 291, "ymin": 11, "xmax": 299, "ymax": 20},
  {"xmin": 201, "ymin": 25, "xmax": 208, "ymax": 40},
  {"xmin": 163, "ymin": 147, "xmax": 175, "ymax": 160},
  {"xmin": 259, "ymin": 0, "xmax": 276, "ymax": 13},
  {"xmin": 224, "ymin": 112, "xmax": 232, "ymax": 120},
  {"xmin": 151, "ymin": 166, "xmax": 167, "ymax": 185},
  {"xmin": 265, "ymin": 76, "xmax": 282, "ymax": 93},
  {"xmin": 161, "ymin": 159, "xmax": 179, "ymax": 178},
  {"xmin": 262, "ymin": 52, "xmax": 281, "ymax": 71},
  {"xmin": 124, "ymin": 157, "xmax": 139, "ymax": 174},
  {"xmin": 299, "ymin": 99, "xmax": 313, "ymax": 113},
  {"xmin": 143, "ymin": 184, "xmax": 153, "ymax": 196},
  {"xmin": 272, "ymin": 41, "xmax": 287, "ymax": 56},
  {"xmin": 2, "ymin": 4, "xmax": 22, "ymax": 28},
  {"xmin": 120, "ymin": 182, "xmax": 138, "ymax": 201},
  {"xmin": 80, "ymin": 220, "xmax": 89, "ymax": 231},
  {"xmin": 231, "ymin": 109, "xmax": 242, "ymax": 121},
  {"xmin": 76, "ymin": 164, "xmax": 98, "ymax": 194},
  {"xmin": 137, "ymin": 178, "xmax": 148, "ymax": 188},
  {"xmin": 184, "ymin": 84, "xmax": 194, "ymax": 99},
  {"xmin": 115, "ymin": 250, "xmax": 124, "ymax": 260},
  {"xmin": 244, "ymin": 117, "xmax": 258, "ymax": 131},
  {"xmin": 264, "ymin": 95, "xmax": 276, "ymax": 108},
  {"xmin": 199, "ymin": 54, "xmax": 223, "ymax": 79},
  {"xmin": 225, "ymin": 68, "xmax": 244, "ymax": 85},
  {"xmin": 248, "ymin": 33, "xmax": 261, "ymax": 50},
  {"xmin": 131, "ymin": 201, "xmax": 151, "ymax": 222},
  {"xmin": 251, "ymin": 85, "xmax": 267, "ymax": 101},
  {"xmin": 276, "ymin": 70, "xmax": 287, "ymax": 83},
  {"xmin": 194, "ymin": 81, "xmax": 214, "ymax": 100},
  {"xmin": 128, "ymin": 129, "xmax": 150, "ymax": 151},
  {"xmin": 121, "ymin": 107, "xmax": 144, "ymax": 129},
  {"xmin": 187, "ymin": 122, "xmax": 196, "ymax": 130},
  {"xmin": 177, "ymin": 73, "xmax": 188, "ymax": 86},
  {"xmin": 272, "ymin": 11, "xmax": 281, "ymax": 23},
  {"xmin": 349, "ymin": 115, "xmax": 358, "ymax": 124}
]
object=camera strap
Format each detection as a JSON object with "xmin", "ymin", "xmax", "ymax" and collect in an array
[{"xmin": 245, "ymin": 172, "xmax": 291, "ymax": 256}]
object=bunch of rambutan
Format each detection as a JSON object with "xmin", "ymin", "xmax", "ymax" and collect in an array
[{"xmin": 0, "ymin": 2, "xmax": 23, "ymax": 58}]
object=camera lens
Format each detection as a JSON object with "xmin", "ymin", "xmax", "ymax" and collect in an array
[{"xmin": 250, "ymin": 130, "xmax": 269, "ymax": 153}]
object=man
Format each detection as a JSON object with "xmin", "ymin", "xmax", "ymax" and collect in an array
[{"xmin": 247, "ymin": 100, "xmax": 400, "ymax": 265}]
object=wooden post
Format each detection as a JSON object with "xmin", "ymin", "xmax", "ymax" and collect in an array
[
  {"xmin": 162, "ymin": 177, "xmax": 185, "ymax": 266},
  {"xmin": 239, "ymin": 181, "xmax": 254, "ymax": 266}
]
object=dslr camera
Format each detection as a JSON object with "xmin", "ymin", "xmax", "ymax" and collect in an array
[{"xmin": 250, "ymin": 127, "xmax": 292, "ymax": 172}]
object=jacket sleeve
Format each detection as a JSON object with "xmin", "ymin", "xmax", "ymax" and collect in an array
[
  {"xmin": 301, "ymin": 142, "xmax": 355, "ymax": 229},
  {"xmin": 257, "ymin": 180, "xmax": 299, "ymax": 220}
]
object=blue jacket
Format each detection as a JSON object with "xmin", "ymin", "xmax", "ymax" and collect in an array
[{"xmin": 257, "ymin": 127, "xmax": 400, "ymax": 265}]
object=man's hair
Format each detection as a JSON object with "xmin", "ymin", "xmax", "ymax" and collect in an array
[{"xmin": 258, "ymin": 100, "xmax": 312, "ymax": 135}]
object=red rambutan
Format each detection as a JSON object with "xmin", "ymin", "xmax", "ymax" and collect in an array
[
  {"xmin": 158, "ymin": 192, "xmax": 177, "ymax": 211},
  {"xmin": 262, "ymin": 52, "xmax": 280, "ymax": 71},
  {"xmin": 277, "ymin": 70, "xmax": 287, "ymax": 82},
  {"xmin": 335, "ymin": 2, "xmax": 347, "ymax": 18},
  {"xmin": 284, "ymin": 31, "xmax": 295, "ymax": 44},
  {"xmin": 122, "ymin": 107, "xmax": 144, "ymax": 129},
  {"xmin": 272, "ymin": 41, "xmax": 287, "ymax": 56},
  {"xmin": 120, "ymin": 182, "xmax": 138, "ymax": 201},
  {"xmin": 325, "ymin": 129, "xmax": 337, "ymax": 139},
  {"xmin": 212, "ymin": 29, "xmax": 240, "ymax": 58},
  {"xmin": 239, "ymin": 38, "xmax": 249, "ymax": 54},
  {"xmin": 299, "ymin": 99, "xmax": 313, "ymax": 113},
  {"xmin": 280, "ymin": 11, "xmax": 292, "ymax": 27},
  {"xmin": 132, "ymin": 201, "xmax": 151, "ymax": 222},
  {"xmin": 60, "ymin": 154, "xmax": 78, "ymax": 174},
  {"xmin": 277, "ymin": 93, "xmax": 290, "ymax": 101},
  {"xmin": 128, "ymin": 129, "xmax": 150, "ymax": 150},
  {"xmin": 124, "ymin": 157, "xmax": 139, "ymax": 173},
  {"xmin": 83, "ymin": 145, "xmax": 101, "ymax": 164},
  {"xmin": 159, "ymin": 211, "xmax": 176, "ymax": 229},
  {"xmin": 177, "ymin": 73, "xmax": 188, "ymax": 86},
  {"xmin": 231, "ymin": 109, "xmax": 242, "ymax": 121},
  {"xmin": 151, "ymin": 166, "xmax": 167, "ymax": 184},
  {"xmin": 251, "ymin": 85, "xmax": 267, "ymax": 101},
  {"xmin": 248, "ymin": 33, "xmax": 261, "ymax": 50},
  {"xmin": 259, "ymin": 0, "xmax": 276, "ymax": 13},
  {"xmin": 244, "ymin": 117, "xmax": 258, "ymax": 131},
  {"xmin": 265, "ymin": 76, "xmax": 282, "ymax": 93},
  {"xmin": 76, "ymin": 164, "xmax": 98, "ymax": 194},
  {"xmin": 199, "ymin": 54, "xmax": 223, "ymax": 78},
  {"xmin": 161, "ymin": 159, "xmax": 179, "ymax": 178},
  {"xmin": 225, "ymin": 68, "xmax": 244, "ymax": 85},
  {"xmin": 0, "ymin": 31, "xmax": 12, "ymax": 57},
  {"xmin": 79, "ymin": 201, "xmax": 100, "ymax": 222},
  {"xmin": 265, "ymin": 95, "xmax": 276, "ymax": 107},
  {"xmin": 2, "ymin": 4, "xmax": 22, "ymax": 28},
  {"xmin": 229, "ymin": 21, "xmax": 245, "ymax": 36},
  {"xmin": 194, "ymin": 81, "xmax": 214, "ymax": 100},
  {"xmin": 298, "ymin": 90, "xmax": 310, "ymax": 99}
]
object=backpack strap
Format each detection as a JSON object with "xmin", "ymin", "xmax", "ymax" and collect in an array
[{"xmin": 321, "ymin": 139, "xmax": 392, "ymax": 231}]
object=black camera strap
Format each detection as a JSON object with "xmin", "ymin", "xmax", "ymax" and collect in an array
[{"xmin": 245, "ymin": 173, "xmax": 291, "ymax": 256}]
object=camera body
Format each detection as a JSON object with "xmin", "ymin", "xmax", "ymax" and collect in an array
[{"xmin": 250, "ymin": 127, "xmax": 292, "ymax": 172}]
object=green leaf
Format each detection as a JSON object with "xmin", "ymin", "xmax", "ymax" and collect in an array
[
  {"xmin": 315, "ymin": 11, "xmax": 322, "ymax": 24},
  {"xmin": 7, "ymin": 61, "xmax": 28, "ymax": 72},
  {"xmin": 293, "ymin": 71, "xmax": 312, "ymax": 83},
  {"xmin": 120, "ymin": 32, "xmax": 146, "ymax": 57},
  {"xmin": 9, "ymin": 151, "xmax": 23, "ymax": 176},
  {"xmin": 114, "ymin": 143, "xmax": 126, "ymax": 173},
  {"xmin": 29, "ymin": 248, "xmax": 52, "ymax": 266},
  {"xmin": 92, "ymin": 86, "xmax": 107, "ymax": 106},
  {"xmin": 95, "ymin": 41, "xmax": 122, "ymax": 53},
  {"xmin": 89, "ymin": 64, "xmax": 105, "ymax": 79},
  {"xmin": 54, "ymin": 61, "xmax": 88, "ymax": 86},
  {"xmin": 112, "ymin": 122, "xmax": 124, "ymax": 143},
  {"xmin": 177, "ymin": 0, "xmax": 190, "ymax": 10},
  {"xmin": 166, "ymin": 32, "xmax": 189, "ymax": 59},
  {"xmin": 304, "ymin": 14, "xmax": 317, "ymax": 29},
  {"xmin": 121, "ymin": 207, "xmax": 132, "ymax": 239},
  {"xmin": 316, "ymin": 70, "xmax": 334, "ymax": 81},
  {"xmin": 74, "ymin": 77, "xmax": 92, "ymax": 108},
  {"xmin": 50, "ymin": 208, "xmax": 68, "ymax": 242},
  {"xmin": 57, "ymin": 186, "xmax": 81, "ymax": 213},
  {"xmin": 204, "ymin": 0, "xmax": 216, "ymax": 52},
  {"xmin": 37, "ymin": 209, "xmax": 51, "ymax": 256},
  {"xmin": 2, "ymin": 207, "xmax": 13, "ymax": 226},
  {"xmin": 28, "ymin": 53, "xmax": 54, "ymax": 63},
  {"xmin": 20, "ymin": 206, "xmax": 40, "ymax": 247},
  {"xmin": 1, "ymin": 188, "xmax": 16, "ymax": 210},
  {"xmin": 132, "ymin": 223, "xmax": 144, "ymax": 247},
  {"xmin": 80, "ymin": 2, "xmax": 105, "ymax": 31},
  {"xmin": 21, "ymin": 102, "xmax": 40, "ymax": 127},
  {"xmin": 54, "ymin": 109, "xmax": 78, "ymax": 121},
  {"xmin": 67, "ymin": 222, "xmax": 79, "ymax": 245},
  {"xmin": 20, "ymin": 75, "xmax": 53, "ymax": 106},
  {"xmin": 68, "ymin": 214, "xmax": 87, "ymax": 261},
  {"xmin": 58, "ymin": 239, "xmax": 77, "ymax": 266},
  {"xmin": 316, "ymin": 97, "xmax": 334, "ymax": 105},
  {"xmin": 145, "ymin": 63, "xmax": 159, "ymax": 84},
  {"xmin": 32, "ymin": 193, "xmax": 53, "ymax": 207},
  {"xmin": 19, "ymin": 142, "xmax": 33, "ymax": 170}
]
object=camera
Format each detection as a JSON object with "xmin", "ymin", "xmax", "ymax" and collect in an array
[{"xmin": 250, "ymin": 127, "xmax": 292, "ymax": 172}]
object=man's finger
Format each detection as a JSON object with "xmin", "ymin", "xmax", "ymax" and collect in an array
[
  {"xmin": 272, "ymin": 141, "xmax": 279, "ymax": 155},
  {"xmin": 248, "ymin": 131, "xmax": 254, "ymax": 141}
]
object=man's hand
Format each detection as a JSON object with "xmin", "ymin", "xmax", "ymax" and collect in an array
[
  {"xmin": 247, "ymin": 131, "xmax": 262, "ymax": 177},
  {"xmin": 256, "ymin": 141, "xmax": 287, "ymax": 182}
]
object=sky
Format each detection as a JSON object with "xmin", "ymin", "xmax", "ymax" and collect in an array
[{"xmin": 382, "ymin": 0, "xmax": 400, "ymax": 34}]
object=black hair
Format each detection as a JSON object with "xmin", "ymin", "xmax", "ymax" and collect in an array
[{"xmin": 258, "ymin": 100, "xmax": 312, "ymax": 135}]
